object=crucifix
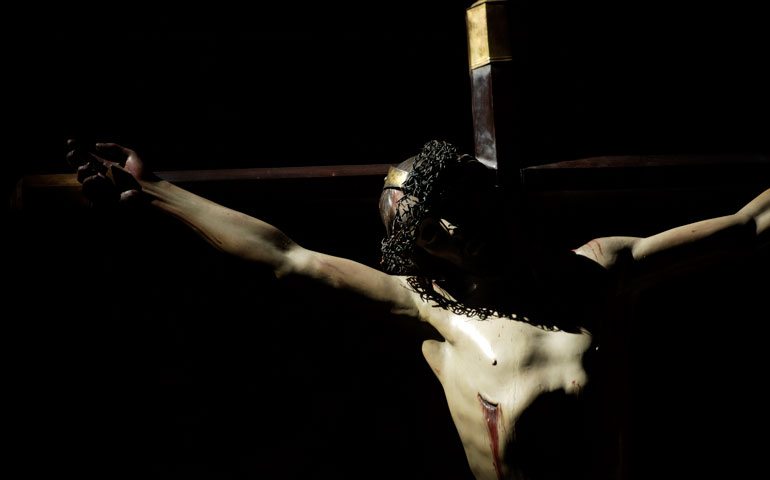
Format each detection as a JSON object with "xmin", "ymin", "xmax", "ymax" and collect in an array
[{"xmin": 13, "ymin": 5, "xmax": 768, "ymax": 479}]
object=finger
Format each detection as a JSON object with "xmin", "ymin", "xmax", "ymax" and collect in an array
[
  {"xmin": 66, "ymin": 148, "xmax": 94, "ymax": 169},
  {"xmin": 88, "ymin": 152, "xmax": 119, "ymax": 169},
  {"xmin": 82, "ymin": 174, "xmax": 119, "ymax": 206},
  {"xmin": 77, "ymin": 164, "xmax": 98, "ymax": 183},
  {"xmin": 94, "ymin": 142, "xmax": 133, "ymax": 164},
  {"xmin": 67, "ymin": 137, "xmax": 97, "ymax": 147},
  {"xmin": 77, "ymin": 157, "xmax": 110, "ymax": 181},
  {"xmin": 66, "ymin": 138, "xmax": 91, "ymax": 151}
]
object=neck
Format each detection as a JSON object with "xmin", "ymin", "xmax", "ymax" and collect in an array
[{"xmin": 445, "ymin": 256, "xmax": 537, "ymax": 316}]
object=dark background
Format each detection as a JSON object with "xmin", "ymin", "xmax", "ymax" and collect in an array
[
  {"xmin": 6, "ymin": 1, "xmax": 767, "ymax": 183},
  {"xmin": 6, "ymin": 1, "xmax": 768, "ymax": 479}
]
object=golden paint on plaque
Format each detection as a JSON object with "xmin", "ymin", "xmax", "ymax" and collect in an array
[{"xmin": 466, "ymin": 1, "xmax": 513, "ymax": 70}]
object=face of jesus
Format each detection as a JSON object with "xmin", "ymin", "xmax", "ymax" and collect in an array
[
  {"xmin": 378, "ymin": 154, "xmax": 502, "ymax": 277},
  {"xmin": 380, "ymin": 184, "xmax": 498, "ymax": 276},
  {"xmin": 415, "ymin": 216, "xmax": 496, "ymax": 275}
]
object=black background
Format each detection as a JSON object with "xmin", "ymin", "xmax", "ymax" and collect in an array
[
  {"xmin": 6, "ymin": 1, "xmax": 768, "ymax": 183},
  {"xmin": 6, "ymin": 2, "xmax": 769, "ymax": 479}
]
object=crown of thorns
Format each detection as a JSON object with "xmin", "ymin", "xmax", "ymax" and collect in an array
[
  {"xmin": 378, "ymin": 140, "xmax": 556, "ymax": 326},
  {"xmin": 379, "ymin": 140, "xmax": 467, "ymax": 275}
]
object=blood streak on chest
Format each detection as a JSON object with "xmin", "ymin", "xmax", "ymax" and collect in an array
[{"xmin": 478, "ymin": 393, "xmax": 504, "ymax": 480}]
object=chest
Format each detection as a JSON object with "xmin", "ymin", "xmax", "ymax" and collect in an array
[{"xmin": 426, "ymin": 316, "xmax": 594, "ymax": 479}]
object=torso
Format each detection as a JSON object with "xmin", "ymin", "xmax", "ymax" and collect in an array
[
  {"xmin": 413, "ymin": 250, "xmax": 616, "ymax": 480},
  {"xmin": 420, "ymin": 309, "xmax": 594, "ymax": 480}
]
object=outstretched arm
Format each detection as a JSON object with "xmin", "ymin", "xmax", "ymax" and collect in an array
[
  {"xmin": 629, "ymin": 188, "xmax": 769, "ymax": 261},
  {"xmin": 574, "ymin": 188, "xmax": 769, "ymax": 280},
  {"xmin": 71, "ymin": 141, "xmax": 419, "ymax": 317}
]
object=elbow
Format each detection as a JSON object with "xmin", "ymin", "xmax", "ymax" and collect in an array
[
  {"xmin": 752, "ymin": 209, "xmax": 770, "ymax": 238},
  {"xmin": 732, "ymin": 210, "xmax": 752, "ymax": 228},
  {"xmin": 274, "ymin": 244, "xmax": 307, "ymax": 280},
  {"xmin": 629, "ymin": 238, "xmax": 649, "ymax": 263},
  {"xmin": 733, "ymin": 210, "xmax": 767, "ymax": 238},
  {"xmin": 737, "ymin": 188, "xmax": 770, "ymax": 237}
]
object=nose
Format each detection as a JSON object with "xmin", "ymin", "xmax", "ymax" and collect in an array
[{"xmin": 416, "ymin": 218, "xmax": 468, "ymax": 266}]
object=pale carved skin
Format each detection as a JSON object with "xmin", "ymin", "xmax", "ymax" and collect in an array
[
  {"xmin": 417, "ymin": 299, "xmax": 592, "ymax": 480},
  {"xmin": 70, "ymin": 142, "xmax": 769, "ymax": 480}
]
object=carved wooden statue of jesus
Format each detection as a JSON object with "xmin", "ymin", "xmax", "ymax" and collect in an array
[{"xmin": 69, "ymin": 139, "xmax": 769, "ymax": 480}]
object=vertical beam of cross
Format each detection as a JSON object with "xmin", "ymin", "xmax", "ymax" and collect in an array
[{"xmin": 466, "ymin": 0, "xmax": 521, "ymax": 188}]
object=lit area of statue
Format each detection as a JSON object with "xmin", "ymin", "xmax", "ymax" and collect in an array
[{"xmin": 67, "ymin": 138, "xmax": 769, "ymax": 480}]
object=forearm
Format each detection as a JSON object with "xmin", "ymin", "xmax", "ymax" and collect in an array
[
  {"xmin": 141, "ymin": 179, "xmax": 295, "ymax": 270},
  {"xmin": 631, "ymin": 188, "xmax": 769, "ymax": 265},
  {"xmin": 631, "ymin": 214, "xmax": 749, "ymax": 262}
]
